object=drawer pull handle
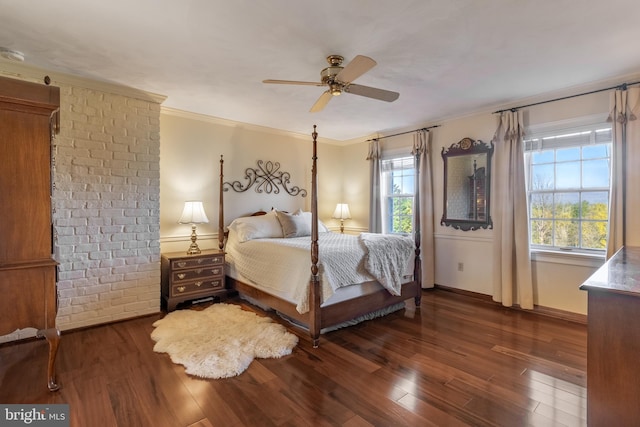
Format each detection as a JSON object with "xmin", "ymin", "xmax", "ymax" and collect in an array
[
  {"xmin": 212, "ymin": 269, "xmax": 220, "ymax": 275},
  {"xmin": 197, "ymin": 259, "xmax": 204, "ymax": 264},
  {"xmin": 177, "ymin": 286, "xmax": 186, "ymax": 293},
  {"xmin": 195, "ymin": 269, "xmax": 203, "ymax": 274},
  {"xmin": 177, "ymin": 273, "xmax": 186, "ymax": 279},
  {"xmin": 195, "ymin": 281, "xmax": 203, "ymax": 287},
  {"xmin": 176, "ymin": 261, "xmax": 186, "ymax": 268},
  {"xmin": 213, "ymin": 257, "xmax": 221, "ymax": 263}
]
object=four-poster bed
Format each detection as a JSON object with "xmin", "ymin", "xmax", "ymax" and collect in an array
[{"xmin": 218, "ymin": 126, "xmax": 422, "ymax": 347}]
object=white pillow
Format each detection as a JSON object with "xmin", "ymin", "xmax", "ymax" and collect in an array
[
  {"xmin": 276, "ymin": 209, "xmax": 329, "ymax": 238},
  {"xmin": 227, "ymin": 211, "xmax": 283, "ymax": 242},
  {"xmin": 299, "ymin": 210, "xmax": 330, "ymax": 233}
]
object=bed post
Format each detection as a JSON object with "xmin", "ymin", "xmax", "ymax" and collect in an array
[
  {"xmin": 413, "ymin": 145, "xmax": 423, "ymax": 307},
  {"xmin": 219, "ymin": 155, "xmax": 225, "ymax": 250},
  {"xmin": 309, "ymin": 125, "xmax": 321, "ymax": 348}
]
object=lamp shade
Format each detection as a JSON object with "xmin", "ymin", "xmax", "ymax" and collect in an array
[
  {"xmin": 332, "ymin": 203, "xmax": 351, "ymax": 220},
  {"xmin": 178, "ymin": 201, "xmax": 209, "ymax": 224}
]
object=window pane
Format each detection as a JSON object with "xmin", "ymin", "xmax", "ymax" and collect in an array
[
  {"xmin": 403, "ymin": 175, "xmax": 414, "ymax": 193},
  {"xmin": 391, "ymin": 196, "xmax": 413, "ymax": 233},
  {"xmin": 554, "ymin": 220, "xmax": 579, "ymax": 247},
  {"xmin": 556, "ymin": 162, "xmax": 580, "ymax": 189},
  {"xmin": 531, "ymin": 220, "xmax": 553, "ymax": 245},
  {"xmin": 385, "ymin": 179, "xmax": 394, "ymax": 195},
  {"xmin": 530, "ymin": 194, "xmax": 553, "ymax": 219},
  {"xmin": 556, "ymin": 147, "xmax": 580, "ymax": 161},
  {"xmin": 531, "ymin": 150, "xmax": 554, "ymax": 164},
  {"xmin": 392, "ymin": 176, "xmax": 403, "ymax": 193},
  {"xmin": 582, "ymin": 159, "xmax": 610, "ymax": 188},
  {"xmin": 530, "ymin": 164, "xmax": 554, "ymax": 190},
  {"xmin": 582, "ymin": 144, "xmax": 610, "ymax": 159},
  {"xmin": 581, "ymin": 221, "xmax": 608, "ymax": 250},
  {"xmin": 554, "ymin": 193, "xmax": 579, "ymax": 218},
  {"xmin": 582, "ymin": 192, "xmax": 609, "ymax": 220}
]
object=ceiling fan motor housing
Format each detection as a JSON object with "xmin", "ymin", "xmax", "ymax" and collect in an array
[
  {"xmin": 320, "ymin": 54, "xmax": 345, "ymax": 85},
  {"xmin": 321, "ymin": 66, "xmax": 343, "ymax": 84}
]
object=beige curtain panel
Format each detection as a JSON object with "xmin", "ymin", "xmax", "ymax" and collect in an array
[
  {"xmin": 607, "ymin": 87, "xmax": 640, "ymax": 258},
  {"xmin": 491, "ymin": 111, "xmax": 534, "ymax": 309},
  {"xmin": 367, "ymin": 139, "xmax": 382, "ymax": 233},
  {"xmin": 412, "ymin": 130, "xmax": 435, "ymax": 288}
]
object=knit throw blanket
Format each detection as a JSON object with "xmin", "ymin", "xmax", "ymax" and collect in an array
[{"xmin": 359, "ymin": 233, "xmax": 414, "ymax": 295}]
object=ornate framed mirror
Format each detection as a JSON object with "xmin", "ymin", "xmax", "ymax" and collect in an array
[{"xmin": 441, "ymin": 137, "xmax": 494, "ymax": 231}]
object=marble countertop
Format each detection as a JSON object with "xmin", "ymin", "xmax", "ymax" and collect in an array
[{"xmin": 580, "ymin": 246, "xmax": 640, "ymax": 296}]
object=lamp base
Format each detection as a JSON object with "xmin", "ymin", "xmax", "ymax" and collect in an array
[
  {"xmin": 186, "ymin": 224, "xmax": 201, "ymax": 255},
  {"xmin": 340, "ymin": 219, "xmax": 345, "ymax": 234},
  {"xmin": 186, "ymin": 244, "xmax": 201, "ymax": 255}
]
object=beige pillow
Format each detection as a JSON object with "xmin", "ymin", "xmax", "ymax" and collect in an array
[{"xmin": 276, "ymin": 210, "xmax": 312, "ymax": 238}]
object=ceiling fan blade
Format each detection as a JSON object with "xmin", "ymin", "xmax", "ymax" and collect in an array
[
  {"xmin": 310, "ymin": 91, "xmax": 333, "ymax": 113},
  {"xmin": 335, "ymin": 55, "xmax": 376, "ymax": 83},
  {"xmin": 263, "ymin": 79, "xmax": 324, "ymax": 86},
  {"xmin": 344, "ymin": 83, "xmax": 399, "ymax": 102}
]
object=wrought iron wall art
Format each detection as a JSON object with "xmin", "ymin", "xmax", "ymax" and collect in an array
[{"xmin": 223, "ymin": 160, "xmax": 308, "ymax": 197}]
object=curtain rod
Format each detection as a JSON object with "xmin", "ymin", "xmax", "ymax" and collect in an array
[
  {"xmin": 365, "ymin": 124, "xmax": 440, "ymax": 142},
  {"xmin": 493, "ymin": 81, "xmax": 640, "ymax": 114}
]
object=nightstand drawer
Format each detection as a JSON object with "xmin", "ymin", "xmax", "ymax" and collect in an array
[
  {"xmin": 171, "ymin": 255, "xmax": 223, "ymax": 270},
  {"xmin": 161, "ymin": 249, "xmax": 228, "ymax": 311},
  {"xmin": 171, "ymin": 266, "xmax": 223, "ymax": 282},
  {"xmin": 171, "ymin": 278, "xmax": 224, "ymax": 297}
]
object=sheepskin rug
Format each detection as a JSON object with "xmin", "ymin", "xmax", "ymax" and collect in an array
[{"xmin": 151, "ymin": 303, "xmax": 298, "ymax": 379}]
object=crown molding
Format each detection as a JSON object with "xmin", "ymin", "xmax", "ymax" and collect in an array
[
  {"xmin": 161, "ymin": 106, "xmax": 340, "ymax": 145},
  {"xmin": 0, "ymin": 61, "xmax": 166, "ymax": 104}
]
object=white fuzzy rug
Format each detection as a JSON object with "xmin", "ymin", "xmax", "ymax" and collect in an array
[{"xmin": 151, "ymin": 304, "xmax": 298, "ymax": 379}]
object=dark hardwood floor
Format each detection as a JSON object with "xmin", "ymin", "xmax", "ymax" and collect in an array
[{"xmin": 0, "ymin": 288, "xmax": 587, "ymax": 427}]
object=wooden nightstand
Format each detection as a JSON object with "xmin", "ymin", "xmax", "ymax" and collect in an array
[{"xmin": 161, "ymin": 249, "xmax": 227, "ymax": 311}]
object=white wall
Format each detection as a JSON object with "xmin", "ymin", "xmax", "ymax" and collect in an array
[
  {"xmin": 159, "ymin": 111, "xmax": 345, "ymax": 253},
  {"xmin": 336, "ymin": 86, "xmax": 640, "ymax": 315}
]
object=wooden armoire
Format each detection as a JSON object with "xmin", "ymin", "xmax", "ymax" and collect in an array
[{"xmin": 0, "ymin": 75, "xmax": 61, "ymax": 391}]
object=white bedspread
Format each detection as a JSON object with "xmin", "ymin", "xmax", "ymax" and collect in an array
[{"xmin": 225, "ymin": 231, "xmax": 413, "ymax": 313}]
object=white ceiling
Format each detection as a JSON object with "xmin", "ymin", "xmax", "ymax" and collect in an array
[{"xmin": 2, "ymin": 0, "xmax": 640, "ymax": 141}]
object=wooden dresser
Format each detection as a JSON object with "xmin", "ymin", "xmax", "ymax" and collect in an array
[
  {"xmin": 580, "ymin": 246, "xmax": 640, "ymax": 426},
  {"xmin": 161, "ymin": 249, "xmax": 227, "ymax": 311},
  {"xmin": 0, "ymin": 76, "xmax": 60, "ymax": 391}
]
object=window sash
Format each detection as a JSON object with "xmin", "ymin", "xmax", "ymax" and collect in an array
[
  {"xmin": 384, "ymin": 195, "xmax": 414, "ymax": 234},
  {"xmin": 525, "ymin": 125, "xmax": 611, "ymax": 253},
  {"xmin": 381, "ymin": 156, "xmax": 414, "ymax": 172},
  {"xmin": 381, "ymin": 156, "xmax": 415, "ymax": 234},
  {"xmin": 524, "ymin": 127, "xmax": 611, "ymax": 151}
]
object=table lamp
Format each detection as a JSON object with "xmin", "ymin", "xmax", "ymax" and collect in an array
[
  {"xmin": 178, "ymin": 201, "xmax": 209, "ymax": 254},
  {"xmin": 332, "ymin": 203, "xmax": 351, "ymax": 233}
]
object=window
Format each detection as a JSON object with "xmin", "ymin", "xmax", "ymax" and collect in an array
[
  {"xmin": 524, "ymin": 124, "xmax": 612, "ymax": 253},
  {"xmin": 381, "ymin": 156, "xmax": 415, "ymax": 234}
]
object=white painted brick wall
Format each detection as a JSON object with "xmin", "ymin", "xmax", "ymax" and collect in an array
[
  {"xmin": 51, "ymin": 86, "xmax": 162, "ymax": 331},
  {"xmin": 0, "ymin": 72, "xmax": 163, "ymax": 344}
]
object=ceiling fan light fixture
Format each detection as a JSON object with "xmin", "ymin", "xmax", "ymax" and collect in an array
[{"xmin": 330, "ymin": 84, "xmax": 342, "ymax": 96}]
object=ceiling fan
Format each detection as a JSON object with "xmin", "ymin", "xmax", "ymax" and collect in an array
[{"xmin": 263, "ymin": 55, "xmax": 399, "ymax": 112}]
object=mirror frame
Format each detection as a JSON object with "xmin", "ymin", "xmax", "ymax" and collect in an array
[{"xmin": 441, "ymin": 137, "xmax": 494, "ymax": 231}]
